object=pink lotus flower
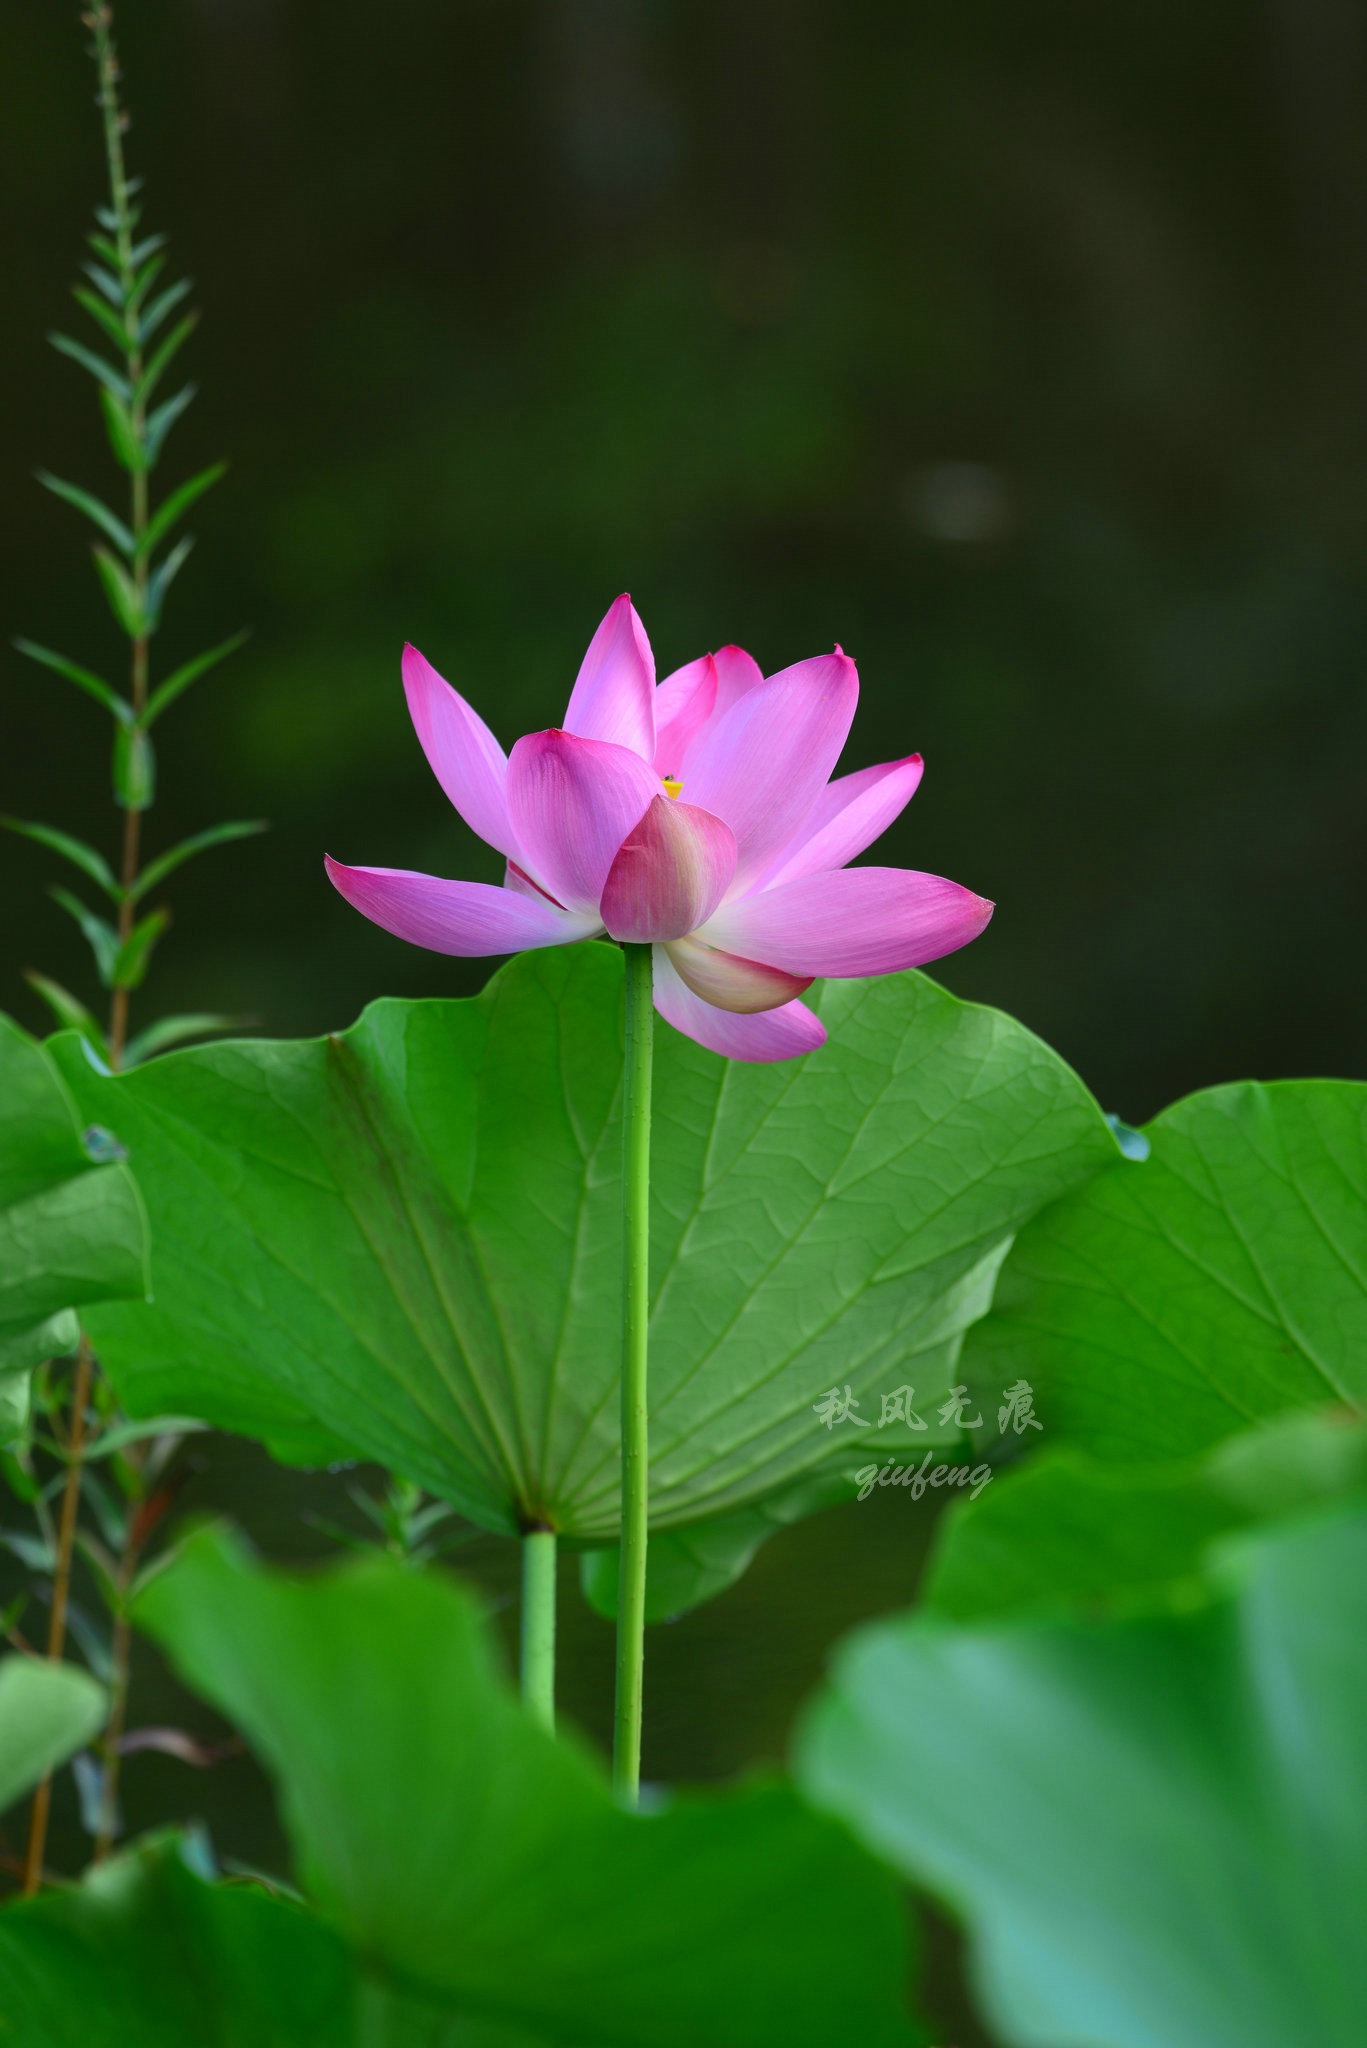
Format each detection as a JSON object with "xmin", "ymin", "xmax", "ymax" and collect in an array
[{"xmin": 325, "ymin": 597, "xmax": 993, "ymax": 1061}]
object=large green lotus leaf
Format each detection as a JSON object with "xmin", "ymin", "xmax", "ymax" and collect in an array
[
  {"xmin": 797, "ymin": 1501, "xmax": 1367, "ymax": 2048},
  {"xmin": 923, "ymin": 1406, "xmax": 1367, "ymax": 1621},
  {"xmin": 961, "ymin": 1079, "xmax": 1367, "ymax": 1464},
  {"xmin": 0, "ymin": 1014, "xmax": 148, "ymax": 1425},
  {"xmin": 55, "ymin": 944, "xmax": 1115, "ymax": 1537},
  {"xmin": 136, "ymin": 1525, "xmax": 924, "ymax": 2048},
  {"xmin": 0, "ymin": 1655, "xmax": 106, "ymax": 1814}
]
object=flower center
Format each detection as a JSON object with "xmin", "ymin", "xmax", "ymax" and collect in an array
[{"xmin": 661, "ymin": 776, "xmax": 683, "ymax": 799}]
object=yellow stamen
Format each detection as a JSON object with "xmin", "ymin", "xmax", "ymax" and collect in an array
[{"xmin": 662, "ymin": 776, "xmax": 683, "ymax": 799}]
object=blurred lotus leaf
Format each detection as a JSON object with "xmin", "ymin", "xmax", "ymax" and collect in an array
[
  {"xmin": 798, "ymin": 1499, "xmax": 1367, "ymax": 2048},
  {"xmin": 923, "ymin": 1405, "xmax": 1367, "ymax": 1622},
  {"xmin": 0, "ymin": 1833, "xmax": 376, "ymax": 2048},
  {"xmin": 132, "ymin": 1524, "xmax": 924, "ymax": 2048}
]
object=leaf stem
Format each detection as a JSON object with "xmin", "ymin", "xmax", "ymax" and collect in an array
[
  {"xmin": 519, "ymin": 1527, "xmax": 557, "ymax": 1733},
  {"xmin": 612, "ymin": 942, "xmax": 653, "ymax": 1803},
  {"xmin": 22, "ymin": 1334, "xmax": 95, "ymax": 1895}
]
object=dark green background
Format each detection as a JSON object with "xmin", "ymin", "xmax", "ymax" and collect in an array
[
  {"xmin": 6, "ymin": 0, "xmax": 1365, "ymax": 1112},
  {"xmin": 3, "ymin": 4, "xmax": 1365, "ymax": 2039}
]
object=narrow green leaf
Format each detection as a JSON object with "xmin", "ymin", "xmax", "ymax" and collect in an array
[
  {"xmin": 72, "ymin": 283, "xmax": 131, "ymax": 354},
  {"xmin": 87, "ymin": 1415, "xmax": 210, "ymax": 1461},
  {"xmin": 48, "ymin": 331, "xmax": 130, "ymax": 402},
  {"xmin": 0, "ymin": 1446, "xmax": 44, "ymax": 1503},
  {"xmin": 136, "ymin": 313, "xmax": 198, "ymax": 410},
  {"xmin": 128, "ymin": 232, "xmax": 167, "ymax": 268},
  {"xmin": 85, "ymin": 231, "xmax": 122, "ymax": 268},
  {"xmin": 112, "ymin": 726, "xmax": 156, "ymax": 811},
  {"xmin": 49, "ymin": 888, "xmax": 121, "ymax": 986},
  {"xmin": 22, "ymin": 974, "xmax": 108, "ymax": 1059},
  {"xmin": 143, "ymin": 535, "xmax": 194, "ymax": 629},
  {"xmin": 138, "ymin": 277, "xmax": 192, "ymax": 343},
  {"xmin": 54, "ymin": 1606, "xmax": 112, "ymax": 1687},
  {"xmin": 80, "ymin": 260, "xmax": 124, "ymax": 308},
  {"xmin": 73, "ymin": 1526, "xmax": 123, "ymax": 1613},
  {"xmin": 123, "ymin": 1013, "xmax": 246, "ymax": 1065},
  {"xmin": 91, "ymin": 546, "xmax": 144, "ymax": 635},
  {"xmin": 127, "ymin": 253, "xmax": 166, "ymax": 314},
  {"xmin": 144, "ymin": 385, "xmax": 196, "ymax": 468},
  {"xmin": 132, "ymin": 821, "xmax": 267, "ymax": 900},
  {"xmin": 142, "ymin": 630, "xmax": 248, "ymax": 725},
  {"xmin": 11, "ymin": 639, "xmax": 132, "ymax": 723},
  {"xmin": 93, "ymin": 203, "xmax": 119, "ymax": 231},
  {"xmin": 98, "ymin": 387, "xmax": 144, "ymax": 473},
  {"xmin": 139, "ymin": 462, "xmax": 223, "ymax": 559},
  {"xmin": 112, "ymin": 908, "xmax": 170, "ymax": 991},
  {"xmin": 0, "ymin": 818, "xmax": 119, "ymax": 898},
  {"xmin": 80, "ymin": 1470, "xmax": 129, "ymax": 1562},
  {"xmin": 35, "ymin": 471, "xmax": 135, "ymax": 557},
  {"xmin": 0, "ymin": 1532, "xmax": 54, "ymax": 1573}
]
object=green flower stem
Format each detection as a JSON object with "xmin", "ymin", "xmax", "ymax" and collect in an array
[
  {"xmin": 613, "ymin": 941, "xmax": 654, "ymax": 1803},
  {"xmin": 519, "ymin": 1527, "xmax": 557, "ymax": 1733}
]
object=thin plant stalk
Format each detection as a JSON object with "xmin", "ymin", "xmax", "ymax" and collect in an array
[
  {"xmin": 612, "ymin": 942, "xmax": 653, "ymax": 1803},
  {"xmin": 23, "ymin": 9, "xmax": 145, "ymax": 1896},
  {"xmin": 89, "ymin": 2, "xmax": 149, "ymax": 1068},
  {"xmin": 92, "ymin": 1473, "xmax": 150, "ymax": 1860},
  {"xmin": 80, "ymin": 20, "xmax": 149, "ymax": 1834},
  {"xmin": 519, "ymin": 1527, "xmax": 557, "ymax": 1734},
  {"xmin": 13, "ymin": 2, "xmax": 262, "ymax": 1063},
  {"xmin": 13, "ymin": 1, "xmax": 256, "ymax": 1894},
  {"xmin": 23, "ymin": 1335, "xmax": 96, "ymax": 1895}
]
